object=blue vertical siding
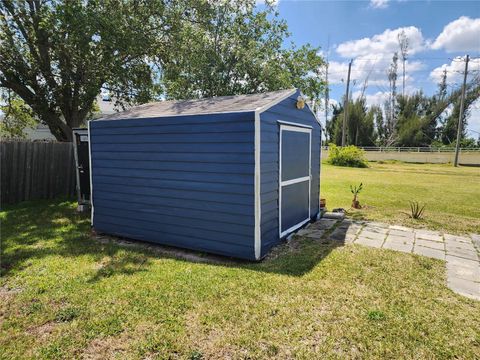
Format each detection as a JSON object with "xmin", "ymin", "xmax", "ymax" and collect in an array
[
  {"xmin": 90, "ymin": 112, "xmax": 257, "ymax": 260},
  {"xmin": 259, "ymin": 91, "xmax": 321, "ymax": 257}
]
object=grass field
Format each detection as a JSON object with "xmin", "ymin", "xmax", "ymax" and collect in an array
[
  {"xmin": 1, "ymin": 198, "xmax": 480, "ymax": 359},
  {"xmin": 321, "ymin": 161, "xmax": 480, "ymax": 234}
]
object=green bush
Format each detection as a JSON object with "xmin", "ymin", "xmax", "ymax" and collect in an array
[{"xmin": 327, "ymin": 144, "xmax": 368, "ymax": 168}]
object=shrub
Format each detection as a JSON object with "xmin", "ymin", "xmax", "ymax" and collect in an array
[
  {"xmin": 409, "ymin": 201, "xmax": 426, "ymax": 219},
  {"xmin": 327, "ymin": 144, "xmax": 368, "ymax": 168}
]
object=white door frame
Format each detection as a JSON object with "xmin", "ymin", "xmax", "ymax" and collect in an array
[{"xmin": 279, "ymin": 124, "xmax": 311, "ymax": 238}]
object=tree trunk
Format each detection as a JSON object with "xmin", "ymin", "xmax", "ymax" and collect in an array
[{"xmin": 39, "ymin": 111, "xmax": 73, "ymax": 142}]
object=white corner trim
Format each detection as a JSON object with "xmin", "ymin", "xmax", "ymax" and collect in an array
[
  {"xmin": 254, "ymin": 111, "xmax": 261, "ymax": 260},
  {"xmin": 93, "ymin": 109, "xmax": 255, "ymax": 123},
  {"xmin": 87, "ymin": 121, "xmax": 94, "ymax": 226},
  {"xmin": 255, "ymin": 88, "xmax": 297, "ymax": 114},
  {"xmin": 304, "ymin": 98, "xmax": 322, "ymax": 127}
]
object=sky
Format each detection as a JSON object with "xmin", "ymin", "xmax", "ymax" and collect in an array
[{"xmin": 263, "ymin": 0, "xmax": 480, "ymax": 138}]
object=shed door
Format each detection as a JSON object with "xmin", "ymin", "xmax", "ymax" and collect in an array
[
  {"xmin": 73, "ymin": 132, "xmax": 90, "ymax": 204},
  {"xmin": 279, "ymin": 125, "xmax": 311, "ymax": 237}
]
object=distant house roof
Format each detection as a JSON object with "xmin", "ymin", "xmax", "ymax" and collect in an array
[{"xmin": 96, "ymin": 89, "xmax": 297, "ymax": 121}]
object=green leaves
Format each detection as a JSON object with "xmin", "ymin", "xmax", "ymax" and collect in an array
[
  {"xmin": 160, "ymin": 0, "xmax": 325, "ymax": 105},
  {"xmin": 1, "ymin": 0, "xmax": 169, "ymax": 141},
  {"xmin": 1, "ymin": 0, "xmax": 325, "ymax": 141},
  {"xmin": 0, "ymin": 91, "xmax": 37, "ymax": 139}
]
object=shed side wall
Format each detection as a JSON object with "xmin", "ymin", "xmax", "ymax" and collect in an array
[
  {"xmin": 260, "ymin": 93, "xmax": 321, "ymax": 257},
  {"xmin": 90, "ymin": 112, "xmax": 256, "ymax": 260}
]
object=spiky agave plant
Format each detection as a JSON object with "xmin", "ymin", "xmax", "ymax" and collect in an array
[
  {"xmin": 350, "ymin": 182, "xmax": 363, "ymax": 209},
  {"xmin": 409, "ymin": 201, "xmax": 426, "ymax": 219}
]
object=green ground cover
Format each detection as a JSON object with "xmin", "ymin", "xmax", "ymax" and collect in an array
[
  {"xmin": 321, "ymin": 161, "xmax": 480, "ymax": 234},
  {"xmin": 1, "ymin": 198, "xmax": 479, "ymax": 359}
]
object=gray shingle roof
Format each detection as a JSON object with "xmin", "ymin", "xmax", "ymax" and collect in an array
[{"xmin": 96, "ymin": 89, "xmax": 296, "ymax": 120}]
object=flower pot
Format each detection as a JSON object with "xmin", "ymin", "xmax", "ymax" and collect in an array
[{"xmin": 320, "ymin": 198, "xmax": 326, "ymax": 209}]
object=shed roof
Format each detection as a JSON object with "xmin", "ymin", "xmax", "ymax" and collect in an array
[{"xmin": 96, "ymin": 89, "xmax": 296, "ymax": 120}]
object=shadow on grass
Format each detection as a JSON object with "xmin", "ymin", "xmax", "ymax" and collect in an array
[
  {"xmin": 1, "ymin": 198, "xmax": 153, "ymax": 281},
  {"xmin": 1, "ymin": 199, "xmax": 352, "ymax": 279}
]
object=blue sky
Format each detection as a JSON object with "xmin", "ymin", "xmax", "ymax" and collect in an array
[{"xmin": 266, "ymin": 0, "xmax": 480, "ymax": 137}]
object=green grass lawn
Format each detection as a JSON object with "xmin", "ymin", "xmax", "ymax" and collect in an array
[
  {"xmin": 1, "ymin": 199, "xmax": 480, "ymax": 359},
  {"xmin": 321, "ymin": 161, "xmax": 480, "ymax": 234}
]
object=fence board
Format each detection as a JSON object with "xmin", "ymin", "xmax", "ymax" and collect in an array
[{"xmin": 1, "ymin": 141, "xmax": 77, "ymax": 205}]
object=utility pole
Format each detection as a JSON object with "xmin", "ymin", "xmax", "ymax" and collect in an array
[
  {"xmin": 454, "ymin": 54, "xmax": 469, "ymax": 167},
  {"xmin": 324, "ymin": 37, "xmax": 330, "ymax": 143},
  {"xmin": 342, "ymin": 59, "xmax": 352, "ymax": 147}
]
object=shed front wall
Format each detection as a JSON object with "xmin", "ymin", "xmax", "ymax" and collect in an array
[
  {"xmin": 259, "ymin": 92, "xmax": 321, "ymax": 257},
  {"xmin": 89, "ymin": 111, "xmax": 257, "ymax": 260}
]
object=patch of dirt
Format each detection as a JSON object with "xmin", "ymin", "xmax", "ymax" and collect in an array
[
  {"xmin": 82, "ymin": 336, "xmax": 129, "ymax": 360},
  {"xmin": 0, "ymin": 285, "xmax": 23, "ymax": 299},
  {"xmin": 26, "ymin": 321, "xmax": 57, "ymax": 339}
]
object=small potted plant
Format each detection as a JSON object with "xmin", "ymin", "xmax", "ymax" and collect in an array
[{"xmin": 350, "ymin": 183, "xmax": 363, "ymax": 209}]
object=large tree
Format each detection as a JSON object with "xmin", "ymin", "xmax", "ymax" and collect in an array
[
  {"xmin": 0, "ymin": 0, "xmax": 173, "ymax": 141},
  {"xmin": 439, "ymin": 75, "xmax": 480, "ymax": 144},
  {"xmin": 330, "ymin": 98, "xmax": 377, "ymax": 146},
  {"xmin": 160, "ymin": 0, "xmax": 325, "ymax": 108},
  {"xmin": 1, "ymin": 1, "xmax": 325, "ymax": 142}
]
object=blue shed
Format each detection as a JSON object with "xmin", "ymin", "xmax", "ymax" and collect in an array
[{"xmin": 89, "ymin": 89, "xmax": 321, "ymax": 260}]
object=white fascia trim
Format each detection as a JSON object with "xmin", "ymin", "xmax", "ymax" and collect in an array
[
  {"xmin": 305, "ymin": 102, "xmax": 322, "ymax": 127},
  {"xmin": 93, "ymin": 109, "xmax": 255, "ymax": 123},
  {"xmin": 254, "ymin": 111, "xmax": 261, "ymax": 260},
  {"xmin": 255, "ymin": 88, "xmax": 297, "ymax": 114},
  {"xmin": 87, "ymin": 121, "xmax": 94, "ymax": 225}
]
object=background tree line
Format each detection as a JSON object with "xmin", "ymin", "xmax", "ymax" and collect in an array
[
  {"xmin": 326, "ymin": 29, "xmax": 480, "ymax": 148},
  {"xmin": 0, "ymin": 0, "xmax": 324, "ymax": 141},
  {"xmin": 326, "ymin": 71, "xmax": 480, "ymax": 148}
]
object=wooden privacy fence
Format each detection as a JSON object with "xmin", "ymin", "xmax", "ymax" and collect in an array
[{"xmin": 1, "ymin": 141, "xmax": 76, "ymax": 205}]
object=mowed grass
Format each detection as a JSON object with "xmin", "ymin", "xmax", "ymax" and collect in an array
[
  {"xmin": 1, "ymin": 200, "xmax": 480, "ymax": 359},
  {"xmin": 321, "ymin": 161, "xmax": 480, "ymax": 234}
]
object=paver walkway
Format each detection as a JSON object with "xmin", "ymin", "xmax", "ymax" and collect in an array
[{"xmin": 298, "ymin": 219, "xmax": 480, "ymax": 301}]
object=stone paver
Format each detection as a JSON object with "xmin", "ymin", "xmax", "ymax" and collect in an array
[
  {"xmin": 415, "ymin": 238, "xmax": 445, "ymax": 250},
  {"xmin": 389, "ymin": 229, "xmax": 414, "ymax": 239},
  {"xmin": 444, "ymin": 234, "xmax": 472, "ymax": 243},
  {"xmin": 383, "ymin": 239, "xmax": 413, "ymax": 253},
  {"xmin": 296, "ymin": 218, "xmax": 480, "ymax": 300},
  {"xmin": 356, "ymin": 236, "xmax": 384, "ymax": 248},
  {"xmin": 363, "ymin": 226, "xmax": 389, "ymax": 235},
  {"xmin": 415, "ymin": 232, "xmax": 443, "ymax": 242},
  {"xmin": 446, "ymin": 248, "xmax": 479, "ymax": 261},
  {"xmin": 413, "ymin": 245, "xmax": 446, "ymax": 260},
  {"xmin": 447, "ymin": 276, "xmax": 480, "ymax": 300},
  {"xmin": 445, "ymin": 240, "xmax": 476, "ymax": 251},
  {"xmin": 310, "ymin": 218, "xmax": 337, "ymax": 230},
  {"xmin": 360, "ymin": 230, "xmax": 387, "ymax": 240}
]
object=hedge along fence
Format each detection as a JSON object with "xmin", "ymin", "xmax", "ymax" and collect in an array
[{"xmin": 1, "ymin": 141, "xmax": 76, "ymax": 205}]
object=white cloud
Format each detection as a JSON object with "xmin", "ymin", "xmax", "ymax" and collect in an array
[
  {"xmin": 328, "ymin": 57, "xmax": 426, "ymax": 93},
  {"xmin": 352, "ymin": 90, "xmax": 390, "ymax": 107},
  {"xmin": 369, "ymin": 0, "xmax": 389, "ymax": 9},
  {"xmin": 430, "ymin": 57, "xmax": 480, "ymax": 85},
  {"xmin": 336, "ymin": 26, "xmax": 426, "ymax": 58},
  {"xmin": 468, "ymin": 103, "xmax": 480, "ymax": 138},
  {"xmin": 431, "ymin": 17, "xmax": 480, "ymax": 53}
]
